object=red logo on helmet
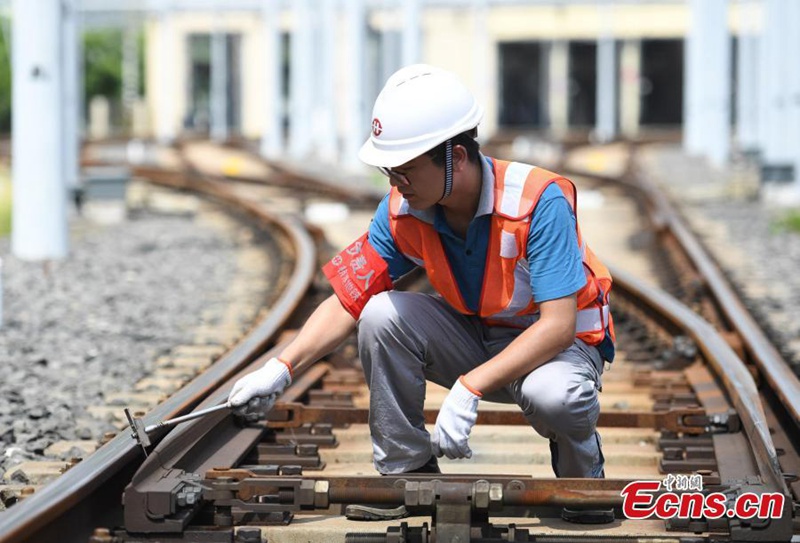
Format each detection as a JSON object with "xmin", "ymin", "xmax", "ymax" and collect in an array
[{"xmin": 372, "ymin": 118, "xmax": 383, "ymax": 137}]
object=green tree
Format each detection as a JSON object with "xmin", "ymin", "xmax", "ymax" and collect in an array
[{"xmin": 83, "ymin": 29, "xmax": 123, "ymax": 104}]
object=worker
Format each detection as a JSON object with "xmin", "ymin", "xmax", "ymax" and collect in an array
[{"xmin": 228, "ymin": 65, "xmax": 615, "ymax": 524}]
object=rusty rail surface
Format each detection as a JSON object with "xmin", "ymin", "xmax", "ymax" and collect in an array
[
  {"xmin": 562, "ymin": 150, "xmax": 800, "ymax": 507},
  {"xmin": 3, "ymin": 140, "xmax": 798, "ymax": 542},
  {"xmin": 566, "ymin": 161, "xmax": 800, "ymax": 429},
  {"xmin": 110, "ymin": 264, "xmax": 794, "ymax": 540},
  {"xmin": 0, "ymin": 161, "xmax": 319, "ymax": 543},
  {"xmin": 100, "ymin": 141, "xmax": 798, "ymax": 542}
]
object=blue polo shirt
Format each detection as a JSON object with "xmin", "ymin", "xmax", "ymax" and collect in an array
[{"xmin": 368, "ymin": 155, "xmax": 586, "ymax": 306}]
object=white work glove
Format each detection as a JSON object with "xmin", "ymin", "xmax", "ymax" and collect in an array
[
  {"xmin": 228, "ymin": 357, "xmax": 292, "ymax": 417},
  {"xmin": 430, "ymin": 376, "xmax": 481, "ymax": 459}
]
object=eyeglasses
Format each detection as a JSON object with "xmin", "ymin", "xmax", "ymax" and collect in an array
[{"xmin": 377, "ymin": 166, "xmax": 411, "ymax": 187}]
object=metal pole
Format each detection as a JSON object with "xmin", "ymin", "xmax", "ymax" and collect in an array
[
  {"xmin": 76, "ymin": 2, "xmax": 85, "ymax": 139},
  {"xmin": 619, "ymin": 39, "xmax": 640, "ymax": 140},
  {"xmin": 289, "ymin": 0, "xmax": 313, "ymax": 158},
  {"xmin": 547, "ymin": 40, "xmax": 569, "ymax": 141},
  {"xmin": 785, "ymin": 0, "xmax": 800, "ymax": 183},
  {"xmin": 11, "ymin": 0, "xmax": 68, "ymax": 260},
  {"xmin": 260, "ymin": 0, "xmax": 283, "ymax": 159},
  {"xmin": 157, "ymin": 5, "xmax": 176, "ymax": 143},
  {"xmin": 380, "ymin": 0, "xmax": 398, "ymax": 83},
  {"xmin": 401, "ymin": 0, "xmax": 421, "ymax": 67},
  {"xmin": 595, "ymin": 0, "xmax": 616, "ymax": 143},
  {"xmin": 684, "ymin": 0, "xmax": 704, "ymax": 154},
  {"xmin": 210, "ymin": 14, "xmax": 228, "ymax": 142},
  {"xmin": 343, "ymin": 0, "xmax": 365, "ymax": 167},
  {"xmin": 703, "ymin": 0, "xmax": 731, "ymax": 167},
  {"xmin": 62, "ymin": 0, "xmax": 80, "ymax": 192},
  {"xmin": 735, "ymin": 0, "xmax": 759, "ymax": 153},
  {"xmin": 472, "ymin": 0, "xmax": 491, "ymax": 138},
  {"xmin": 759, "ymin": 0, "xmax": 789, "ymax": 166},
  {"xmin": 316, "ymin": 0, "xmax": 337, "ymax": 162}
]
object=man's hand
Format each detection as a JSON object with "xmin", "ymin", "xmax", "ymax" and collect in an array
[
  {"xmin": 228, "ymin": 357, "xmax": 292, "ymax": 417},
  {"xmin": 430, "ymin": 376, "xmax": 481, "ymax": 459}
]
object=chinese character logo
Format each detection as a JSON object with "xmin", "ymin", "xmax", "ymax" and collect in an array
[{"xmin": 372, "ymin": 118, "xmax": 383, "ymax": 137}]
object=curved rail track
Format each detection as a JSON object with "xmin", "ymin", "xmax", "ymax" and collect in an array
[{"xmin": 0, "ymin": 140, "xmax": 798, "ymax": 542}]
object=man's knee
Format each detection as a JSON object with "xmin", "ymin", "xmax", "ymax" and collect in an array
[
  {"xmin": 521, "ymin": 375, "xmax": 598, "ymax": 436},
  {"xmin": 521, "ymin": 378, "xmax": 572, "ymax": 422}
]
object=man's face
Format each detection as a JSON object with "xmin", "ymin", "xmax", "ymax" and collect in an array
[{"xmin": 383, "ymin": 154, "xmax": 443, "ymax": 210}]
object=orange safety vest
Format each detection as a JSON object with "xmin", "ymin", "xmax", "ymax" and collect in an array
[{"xmin": 387, "ymin": 158, "xmax": 614, "ymax": 346}]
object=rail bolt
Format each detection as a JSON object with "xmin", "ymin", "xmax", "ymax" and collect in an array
[
  {"xmin": 473, "ymin": 480, "xmax": 490, "ymax": 510},
  {"xmin": 489, "ymin": 483, "xmax": 503, "ymax": 511},
  {"xmin": 314, "ymin": 480, "xmax": 330, "ymax": 508},
  {"xmin": 418, "ymin": 481, "xmax": 436, "ymax": 506},
  {"xmin": 299, "ymin": 479, "xmax": 316, "ymax": 506},
  {"xmin": 405, "ymin": 481, "xmax": 420, "ymax": 507}
]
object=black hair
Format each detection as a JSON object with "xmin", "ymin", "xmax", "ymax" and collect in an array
[{"xmin": 426, "ymin": 129, "xmax": 481, "ymax": 167}]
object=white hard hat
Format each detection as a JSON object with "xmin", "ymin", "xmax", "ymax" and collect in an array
[{"xmin": 358, "ymin": 64, "xmax": 484, "ymax": 168}]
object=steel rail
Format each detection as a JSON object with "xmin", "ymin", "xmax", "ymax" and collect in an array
[
  {"xmin": 101, "ymin": 141, "xmax": 793, "ymax": 540},
  {"xmin": 612, "ymin": 266, "xmax": 788, "ymax": 499},
  {"xmin": 115, "ymin": 263, "xmax": 792, "ymax": 537},
  {"xmin": 217, "ymin": 141, "xmax": 385, "ymax": 205},
  {"xmin": 564, "ymin": 163, "xmax": 800, "ymax": 428},
  {"xmin": 0, "ymin": 167, "xmax": 318, "ymax": 543}
]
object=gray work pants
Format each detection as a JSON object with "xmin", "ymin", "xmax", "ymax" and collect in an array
[{"xmin": 357, "ymin": 291, "xmax": 605, "ymax": 477}]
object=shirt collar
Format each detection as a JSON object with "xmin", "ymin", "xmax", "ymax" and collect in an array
[
  {"xmin": 404, "ymin": 152, "xmax": 495, "ymax": 224},
  {"xmin": 475, "ymin": 153, "xmax": 495, "ymax": 217}
]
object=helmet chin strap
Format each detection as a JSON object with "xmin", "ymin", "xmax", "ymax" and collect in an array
[{"xmin": 439, "ymin": 139, "xmax": 454, "ymax": 202}]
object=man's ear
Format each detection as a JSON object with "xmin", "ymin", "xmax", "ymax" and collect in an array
[{"xmin": 452, "ymin": 145, "xmax": 469, "ymax": 172}]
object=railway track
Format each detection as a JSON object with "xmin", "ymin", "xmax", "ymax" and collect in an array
[{"xmin": 0, "ymin": 140, "xmax": 798, "ymax": 542}]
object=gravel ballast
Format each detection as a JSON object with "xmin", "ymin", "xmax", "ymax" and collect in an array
[{"xmin": 0, "ymin": 193, "xmax": 243, "ymax": 480}]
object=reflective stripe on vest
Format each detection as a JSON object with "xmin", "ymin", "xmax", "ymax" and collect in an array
[{"xmin": 388, "ymin": 158, "xmax": 614, "ymax": 345}]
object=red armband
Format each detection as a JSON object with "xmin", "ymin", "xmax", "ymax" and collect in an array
[{"xmin": 322, "ymin": 232, "xmax": 393, "ymax": 320}]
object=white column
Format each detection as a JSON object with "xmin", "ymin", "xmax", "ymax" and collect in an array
[
  {"xmin": 402, "ymin": 0, "xmax": 421, "ymax": 67},
  {"xmin": 157, "ymin": 6, "xmax": 176, "ymax": 143},
  {"xmin": 260, "ymin": 0, "xmax": 283, "ymax": 159},
  {"xmin": 759, "ymin": 0, "xmax": 791, "ymax": 167},
  {"xmin": 785, "ymin": 1, "xmax": 800, "ymax": 182},
  {"xmin": 289, "ymin": 0, "xmax": 314, "ymax": 158},
  {"xmin": 380, "ymin": 1, "xmax": 399, "ymax": 82},
  {"xmin": 472, "ymin": 0, "xmax": 491, "ymax": 138},
  {"xmin": 62, "ymin": 0, "xmax": 80, "ymax": 192},
  {"xmin": 595, "ymin": 1, "xmax": 616, "ymax": 143},
  {"xmin": 684, "ymin": 0, "xmax": 704, "ymax": 154},
  {"xmin": 12, "ymin": 0, "xmax": 68, "ymax": 260},
  {"xmin": 210, "ymin": 15, "xmax": 228, "ymax": 142},
  {"xmin": 735, "ymin": 0, "xmax": 759, "ymax": 152},
  {"xmin": 703, "ymin": 0, "xmax": 731, "ymax": 167},
  {"xmin": 76, "ymin": 6, "xmax": 85, "ymax": 139},
  {"xmin": 619, "ymin": 39, "xmax": 641, "ymax": 139},
  {"xmin": 343, "ymin": 0, "xmax": 366, "ymax": 167},
  {"xmin": 548, "ymin": 40, "xmax": 569, "ymax": 140},
  {"xmin": 314, "ymin": 0, "xmax": 337, "ymax": 162}
]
